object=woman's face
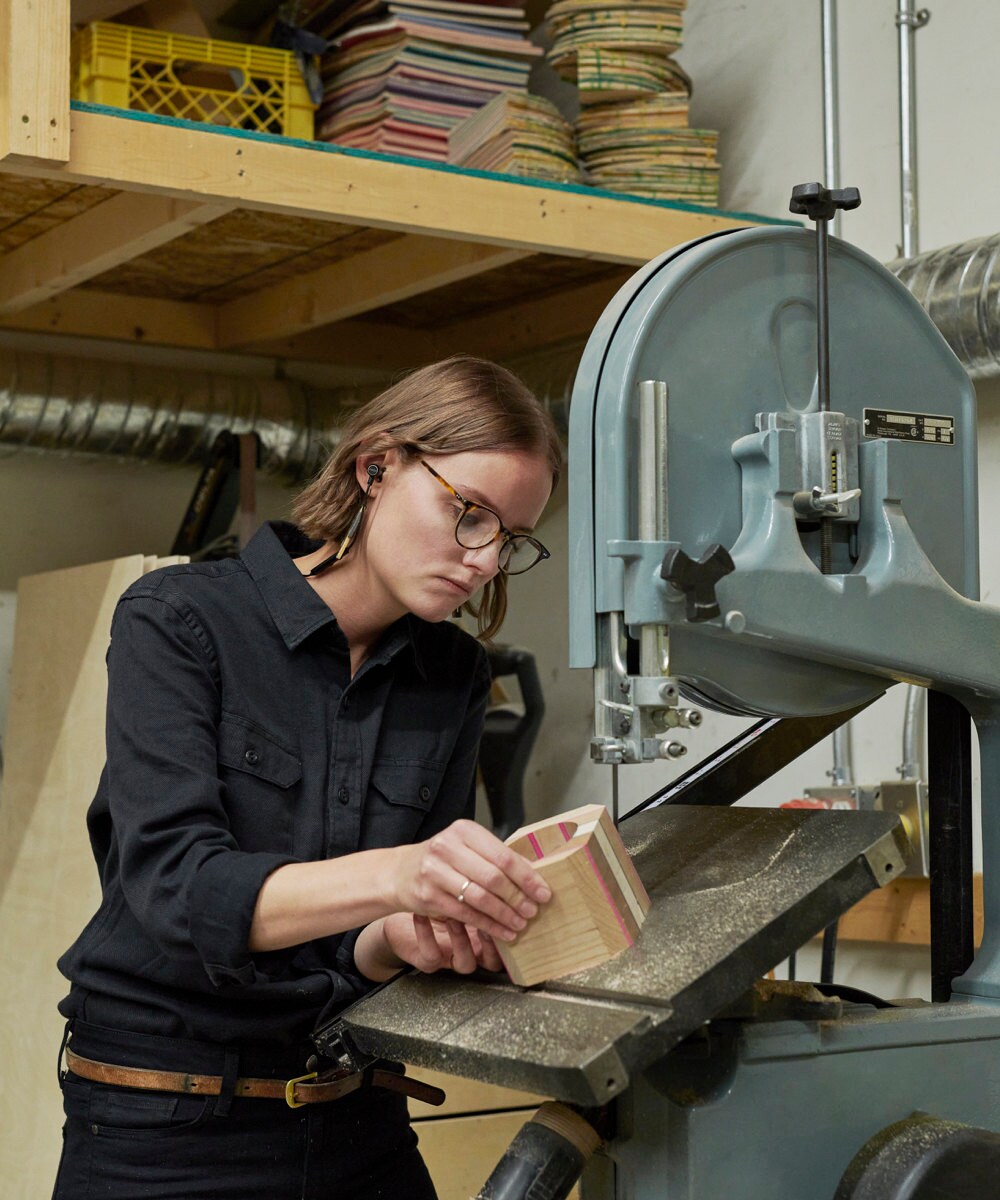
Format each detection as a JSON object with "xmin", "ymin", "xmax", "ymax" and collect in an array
[{"xmin": 358, "ymin": 447, "xmax": 553, "ymax": 625}]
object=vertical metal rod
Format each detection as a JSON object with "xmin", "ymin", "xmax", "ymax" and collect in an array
[
  {"xmin": 830, "ymin": 724, "xmax": 854, "ymax": 787},
  {"xmin": 927, "ymin": 689, "xmax": 974, "ymax": 1002},
  {"xmin": 637, "ymin": 380, "xmax": 668, "ymax": 678},
  {"xmin": 821, "ymin": 0, "xmax": 842, "ymax": 238},
  {"xmin": 816, "ymin": 220, "xmax": 831, "ymax": 413},
  {"xmin": 897, "ymin": 0, "xmax": 925, "ymax": 258},
  {"xmin": 900, "ymin": 683, "xmax": 925, "ymax": 779}
]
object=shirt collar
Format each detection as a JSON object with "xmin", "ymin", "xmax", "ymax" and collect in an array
[{"xmin": 241, "ymin": 521, "xmax": 428, "ymax": 677}]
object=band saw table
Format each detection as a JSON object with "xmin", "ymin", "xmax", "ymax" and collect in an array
[{"xmin": 329, "ymin": 186, "xmax": 1000, "ymax": 1198}]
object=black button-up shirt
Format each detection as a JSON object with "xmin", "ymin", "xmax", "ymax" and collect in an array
[{"xmin": 58, "ymin": 522, "xmax": 490, "ymax": 1048}]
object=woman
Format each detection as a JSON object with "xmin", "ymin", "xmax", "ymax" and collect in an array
[{"xmin": 53, "ymin": 356, "xmax": 561, "ymax": 1199}]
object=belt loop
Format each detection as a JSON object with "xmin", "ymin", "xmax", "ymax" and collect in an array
[
  {"xmin": 57, "ymin": 1019, "xmax": 74, "ymax": 1087},
  {"xmin": 213, "ymin": 1048, "xmax": 240, "ymax": 1118}
]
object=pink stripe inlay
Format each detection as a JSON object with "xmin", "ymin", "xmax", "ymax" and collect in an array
[
  {"xmin": 527, "ymin": 832, "xmax": 545, "ymax": 860},
  {"xmin": 582, "ymin": 845, "xmax": 633, "ymax": 946}
]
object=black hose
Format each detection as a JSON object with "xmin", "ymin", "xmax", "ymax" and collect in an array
[{"xmin": 476, "ymin": 1102, "xmax": 602, "ymax": 1200}]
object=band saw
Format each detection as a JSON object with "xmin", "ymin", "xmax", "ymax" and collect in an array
[{"xmin": 325, "ymin": 185, "xmax": 1000, "ymax": 1198}]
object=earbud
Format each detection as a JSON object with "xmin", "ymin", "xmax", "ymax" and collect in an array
[{"xmin": 367, "ymin": 464, "xmax": 384, "ymax": 483}]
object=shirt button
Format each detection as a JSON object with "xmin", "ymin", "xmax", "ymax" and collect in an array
[
  {"xmin": 338, "ymin": 787, "xmax": 350, "ymax": 805},
  {"xmin": 244, "ymin": 748, "xmax": 260, "ymax": 766},
  {"xmin": 419, "ymin": 785, "xmax": 431, "ymax": 802}
]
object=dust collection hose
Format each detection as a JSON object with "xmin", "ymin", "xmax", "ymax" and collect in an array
[{"xmin": 475, "ymin": 1102, "xmax": 604, "ymax": 1200}]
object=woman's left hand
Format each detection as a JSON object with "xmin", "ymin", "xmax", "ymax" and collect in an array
[{"xmin": 356, "ymin": 912, "xmax": 504, "ymax": 981}]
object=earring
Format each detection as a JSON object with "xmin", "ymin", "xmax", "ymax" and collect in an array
[{"xmin": 308, "ymin": 464, "xmax": 383, "ymax": 577}]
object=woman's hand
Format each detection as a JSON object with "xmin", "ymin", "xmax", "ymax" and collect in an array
[
  {"xmin": 391, "ymin": 819, "xmax": 551, "ymax": 944},
  {"xmin": 355, "ymin": 912, "xmax": 505, "ymax": 981}
]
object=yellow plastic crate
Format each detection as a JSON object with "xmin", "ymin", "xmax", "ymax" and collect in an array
[{"xmin": 71, "ymin": 22, "xmax": 316, "ymax": 140}]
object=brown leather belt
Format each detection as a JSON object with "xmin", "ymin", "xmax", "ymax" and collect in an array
[{"xmin": 64, "ymin": 1048, "xmax": 445, "ymax": 1109}]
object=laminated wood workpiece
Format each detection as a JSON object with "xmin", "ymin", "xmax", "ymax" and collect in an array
[{"xmin": 498, "ymin": 804, "xmax": 650, "ymax": 987}]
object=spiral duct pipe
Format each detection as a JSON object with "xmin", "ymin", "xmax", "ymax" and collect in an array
[
  {"xmin": 0, "ymin": 348, "xmax": 335, "ymax": 482},
  {"xmin": 890, "ymin": 234, "xmax": 1000, "ymax": 380},
  {"xmin": 0, "ymin": 345, "xmax": 574, "ymax": 480}
]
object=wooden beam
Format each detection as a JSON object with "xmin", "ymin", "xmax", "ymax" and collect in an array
[
  {"xmin": 0, "ymin": 192, "xmax": 233, "ymax": 314},
  {"xmin": 235, "ymin": 274, "xmax": 631, "ymax": 365},
  {"xmin": 71, "ymin": 0, "xmax": 143, "ymax": 21},
  {"xmin": 831, "ymin": 874, "xmax": 983, "ymax": 948},
  {"xmin": 2, "ymin": 108, "xmax": 768, "ymax": 264},
  {"xmin": 440, "ymin": 273, "xmax": 631, "ymax": 361},
  {"xmin": 0, "ymin": 0, "xmax": 71, "ymax": 164},
  {"xmin": 0, "ymin": 288, "xmax": 217, "ymax": 348},
  {"xmin": 242, "ymin": 318, "xmax": 444, "ymax": 371},
  {"xmin": 216, "ymin": 236, "xmax": 529, "ymax": 349}
]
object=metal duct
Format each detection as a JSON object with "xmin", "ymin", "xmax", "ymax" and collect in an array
[
  {"xmin": 890, "ymin": 235, "xmax": 1000, "ymax": 379},
  {"xmin": 0, "ymin": 344, "xmax": 578, "ymax": 478},
  {"xmin": 0, "ymin": 347, "xmax": 336, "ymax": 481}
]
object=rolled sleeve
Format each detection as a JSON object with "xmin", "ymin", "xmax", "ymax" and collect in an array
[{"xmin": 106, "ymin": 593, "xmax": 298, "ymax": 988}]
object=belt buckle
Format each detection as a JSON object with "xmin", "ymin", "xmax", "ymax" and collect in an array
[{"xmin": 284, "ymin": 1070, "xmax": 318, "ymax": 1108}]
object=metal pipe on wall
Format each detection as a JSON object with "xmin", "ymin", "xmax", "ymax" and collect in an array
[
  {"xmin": 821, "ymin": 0, "xmax": 842, "ymax": 238},
  {"xmin": 896, "ymin": 1, "xmax": 930, "ymax": 258}
]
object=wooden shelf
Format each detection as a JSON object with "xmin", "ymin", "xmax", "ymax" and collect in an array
[{"xmin": 1, "ymin": 0, "xmax": 791, "ymax": 370}]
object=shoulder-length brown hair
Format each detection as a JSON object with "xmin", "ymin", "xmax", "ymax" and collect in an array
[{"xmin": 293, "ymin": 355, "xmax": 562, "ymax": 640}]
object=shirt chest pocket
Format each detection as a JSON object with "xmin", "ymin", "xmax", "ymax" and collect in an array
[
  {"xmin": 217, "ymin": 718, "xmax": 302, "ymax": 852},
  {"xmin": 364, "ymin": 760, "xmax": 446, "ymax": 848}
]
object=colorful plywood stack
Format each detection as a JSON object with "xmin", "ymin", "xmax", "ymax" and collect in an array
[
  {"xmin": 300, "ymin": 0, "xmax": 542, "ymax": 161},
  {"xmin": 497, "ymin": 803, "xmax": 650, "ymax": 987},
  {"xmin": 546, "ymin": 0, "xmax": 721, "ymax": 205},
  {"xmin": 447, "ymin": 92, "xmax": 577, "ymax": 182}
]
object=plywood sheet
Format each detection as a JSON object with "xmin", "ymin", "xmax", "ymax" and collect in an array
[
  {"xmin": 82, "ymin": 208, "xmax": 403, "ymax": 301},
  {"xmin": 0, "ymin": 554, "xmax": 180, "ymax": 1198},
  {"xmin": 0, "ymin": 177, "xmax": 115, "ymax": 254}
]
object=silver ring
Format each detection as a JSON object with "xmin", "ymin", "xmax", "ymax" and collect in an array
[{"xmin": 456, "ymin": 878, "xmax": 472, "ymax": 903}]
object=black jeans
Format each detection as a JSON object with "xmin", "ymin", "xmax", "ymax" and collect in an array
[{"xmin": 52, "ymin": 1023, "xmax": 438, "ymax": 1200}]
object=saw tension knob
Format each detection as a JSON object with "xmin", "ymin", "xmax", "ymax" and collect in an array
[
  {"xmin": 789, "ymin": 182, "xmax": 861, "ymax": 221},
  {"xmin": 660, "ymin": 544, "xmax": 735, "ymax": 623}
]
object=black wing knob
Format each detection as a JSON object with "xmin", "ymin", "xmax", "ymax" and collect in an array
[
  {"xmin": 660, "ymin": 544, "xmax": 735, "ymax": 623},
  {"xmin": 789, "ymin": 182, "xmax": 861, "ymax": 221}
]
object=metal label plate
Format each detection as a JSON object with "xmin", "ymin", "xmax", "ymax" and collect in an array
[{"xmin": 863, "ymin": 408, "xmax": 955, "ymax": 445}]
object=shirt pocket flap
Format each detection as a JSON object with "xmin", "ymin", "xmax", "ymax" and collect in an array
[
  {"xmin": 218, "ymin": 720, "xmax": 302, "ymax": 789},
  {"xmin": 370, "ymin": 760, "xmax": 446, "ymax": 811}
]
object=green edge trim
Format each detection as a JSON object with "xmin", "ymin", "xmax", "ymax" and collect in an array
[{"xmin": 70, "ymin": 101, "xmax": 798, "ymax": 227}]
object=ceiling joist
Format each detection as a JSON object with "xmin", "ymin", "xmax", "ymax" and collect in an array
[
  {"xmin": 0, "ymin": 191, "xmax": 233, "ymax": 315},
  {"xmin": 215, "ymin": 235, "xmax": 530, "ymax": 349},
  {"xmin": 1, "ymin": 287, "xmax": 218, "ymax": 347}
]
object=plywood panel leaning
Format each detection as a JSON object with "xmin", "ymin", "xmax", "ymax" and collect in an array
[
  {"xmin": 0, "ymin": 554, "xmax": 183, "ymax": 1200},
  {"xmin": 497, "ymin": 803, "xmax": 650, "ymax": 987}
]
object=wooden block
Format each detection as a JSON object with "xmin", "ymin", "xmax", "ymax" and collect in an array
[
  {"xmin": 497, "ymin": 803, "xmax": 650, "ymax": 987},
  {"xmin": 1, "ymin": 0, "xmax": 71, "ymax": 164},
  {"xmin": 831, "ymin": 874, "xmax": 984, "ymax": 947}
]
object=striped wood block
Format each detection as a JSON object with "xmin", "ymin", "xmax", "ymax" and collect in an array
[{"xmin": 497, "ymin": 803, "xmax": 650, "ymax": 987}]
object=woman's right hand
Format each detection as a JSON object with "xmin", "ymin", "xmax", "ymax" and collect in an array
[{"xmin": 391, "ymin": 818, "xmax": 551, "ymax": 944}]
